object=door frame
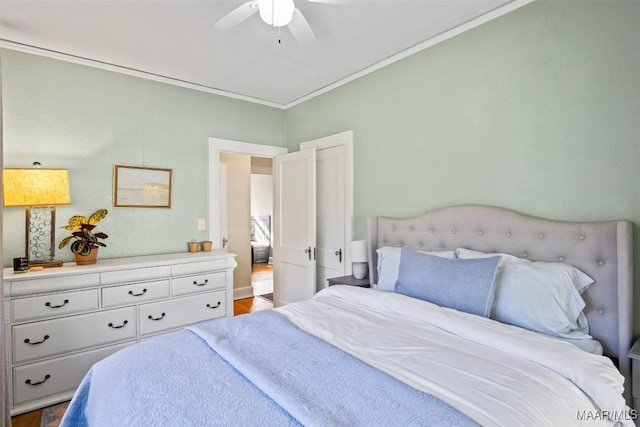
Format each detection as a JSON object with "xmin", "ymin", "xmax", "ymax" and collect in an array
[
  {"xmin": 208, "ymin": 138, "xmax": 287, "ymax": 299},
  {"xmin": 300, "ymin": 130, "xmax": 354, "ymax": 270}
]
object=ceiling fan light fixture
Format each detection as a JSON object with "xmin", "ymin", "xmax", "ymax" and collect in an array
[{"xmin": 258, "ymin": 0, "xmax": 295, "ymax": 27}]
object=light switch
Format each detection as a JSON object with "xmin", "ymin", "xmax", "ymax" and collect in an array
[{"xmin": 197, "ymin": 218, "xmax": 206, "ymax": 230}]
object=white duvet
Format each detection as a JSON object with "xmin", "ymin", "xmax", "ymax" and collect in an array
[{"xmin": 278, "ymin": 286, "xmax": 633, "ymax": 427}]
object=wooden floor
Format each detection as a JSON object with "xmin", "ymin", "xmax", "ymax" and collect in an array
[
  {"xmin": 10, "ymin": 295, "xmax": 273, "ymax": 427},
  {"xmin": 251, "ymin": 263, "xmax": 273, "ymax": 298}
]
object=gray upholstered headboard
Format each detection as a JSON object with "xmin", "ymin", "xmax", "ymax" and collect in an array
[{"xmin": 367, "ymin": 205, "xmax": 633, "ymax": 402}]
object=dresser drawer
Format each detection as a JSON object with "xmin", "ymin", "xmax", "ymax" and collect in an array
[
  {"xmin": 8, "ymin": 273, "xmax": 100, "ymax": 297},
  {"xmin": 13, "ymin": 342, "xmax": 131, "ymax": 406},
  {"xmin": 13, "ymin": 307, "xmax": 137, "ymax": 363},
  {"xmin": 139, "ymin": 290, "xmax": 226, "ymax": 336},
  {"xmin": 172, "ymin": 272, "xmax": 226, "ymax": 296},
  {"xmin": 101, "ymin": 266, "xmax": 172, "ymax": 286},
  {"xmin": 102, "ymin": 280, "xmax": 170, "ymax": 308},
  {"xmin": 12, "ymin": 289, "xmax": 99, "ymax": 322},
  {"xmin": 171, "ymin": 259, "xmax": 229, "ymax": 276}
]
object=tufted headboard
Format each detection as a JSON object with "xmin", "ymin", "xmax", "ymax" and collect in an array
[{"xmin": 367, "ymin": 205, "xmax": 633, "ymax": 401}]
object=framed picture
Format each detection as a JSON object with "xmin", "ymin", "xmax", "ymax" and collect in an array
[{"xmin": 113, "ymin": 164, "xmax": 172, "ymax": 208}]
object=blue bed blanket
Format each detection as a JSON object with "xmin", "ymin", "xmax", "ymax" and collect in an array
[{"xmin": 61, "ymin": 310, "xmax": 477, "ymax": 426}]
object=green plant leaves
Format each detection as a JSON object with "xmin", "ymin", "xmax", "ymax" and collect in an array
[
  {"xmin": 60, "ymin": 209, "xmax": 109, "ymax": 254},
  {"xmin": 62, "ymin": 215, "xmax": 87, "ymax": 231},
  {"xmin": 70, "ymin": 240, "xmax": 92, "ymax": 256},
  {"xmin": 58, "ymin": 235, "xmax": 74, "ymax": 249},
  {"xmin": 88, "ymin": 209, "xmax": 108, "ymax": 225}
]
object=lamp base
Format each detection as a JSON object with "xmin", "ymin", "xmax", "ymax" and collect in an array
[
  {"xmin": 29, "ymin": 260, "xmax": 64, "ymax": 268},
  {"xmin": 352, "ymin": 262, "xmax": 368, "ymax": 280},
  {"xmin": 25, "ymin": 206, "xmax": 61, "ymax": 267}
]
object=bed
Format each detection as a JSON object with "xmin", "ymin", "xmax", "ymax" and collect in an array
[{"xmin": 60, "ymin": 205, "xmax": 634, "ymax": 426}]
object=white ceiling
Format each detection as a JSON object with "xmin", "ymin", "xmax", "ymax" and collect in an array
[{"xmin": 0, "ymin": 0, "xmax": 526, "ymax": 108}]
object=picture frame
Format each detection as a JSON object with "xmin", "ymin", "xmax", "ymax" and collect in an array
[{"xmin": 113, "ymin": 164, "xmax": 172, "ymax": 208}]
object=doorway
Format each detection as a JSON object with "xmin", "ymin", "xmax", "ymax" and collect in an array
[
  {"xmin": 209, "ymin": 133, "xmax": 353, "ymax": 303},
  {"xmin": 218, "ymin": 154, "xmax": 274, "ymax": 302},
  {"xmin": 209, "ymin": 139, "xmax": 286, "ymax": 300},
  {"xmin": 250, "ymin": 159, "xmax": 274, "ymax": 302}
]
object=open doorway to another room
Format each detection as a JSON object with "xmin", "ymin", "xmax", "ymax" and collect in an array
[
  {"xmin": 250, "ymin": 157, "xmax": 274, "ymax": 302},
  {"xmin": 210, "ymin": 138, "xmax": 286, "ymax": 307},
  {"xmin": 211, "ymin": 133, "xmax": 352, "ymax": 307}
]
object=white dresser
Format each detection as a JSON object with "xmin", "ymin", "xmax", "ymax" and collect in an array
[{"xmin": 2, "ymin": 251, "xmax": 236, "ymax": 415}]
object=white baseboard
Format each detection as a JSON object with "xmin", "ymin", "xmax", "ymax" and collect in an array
[{"xmin": 233, "ymin": 286, "xmax": 254, "ymax": 300}]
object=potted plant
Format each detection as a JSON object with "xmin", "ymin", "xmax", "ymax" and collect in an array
[
  {"xmin": 200, "ymin": 240, "xmax": 213, "ymax": 252},
  {"xmin": 59, "ymin": 209, "xmax": 109, "ymax": 265},
  {"xmin": 187, "ymin": 239, "xmax": 200, "ymax": 253}
]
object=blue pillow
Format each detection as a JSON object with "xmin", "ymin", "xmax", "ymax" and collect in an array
[{"xmin": 395, "ymin": 248, "xmax": 500, "ymax": 317}]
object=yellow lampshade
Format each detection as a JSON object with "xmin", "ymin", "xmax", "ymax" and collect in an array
[{"xmin": 3, "ymin": 168, "xmax": 71, "ymax": 206}]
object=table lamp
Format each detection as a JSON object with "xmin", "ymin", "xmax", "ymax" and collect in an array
[
  {"xmin": 3, "ymin": 163, "xmax": 71, "ymax": 267},
  {"xmin": 351, "ymin": 239, "xmax": 369, "ymax": 279}
]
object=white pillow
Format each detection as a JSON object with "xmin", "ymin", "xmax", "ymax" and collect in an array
[
  {"xmin": 455, "ymin": 248, "xmax": 593, "ymax": 294},
  {"xmin": 455, "ymin": 248, "xmax": 593, "ymax": 339},
  {"xmin": 376, "ymin": 247, "xmax": 455, "ymax": 292}
]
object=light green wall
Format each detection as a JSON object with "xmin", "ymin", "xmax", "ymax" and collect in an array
[
  {"xmin": 286, "ymin": 0, "xmax": 640, "ymax": 327},
  {"xmin": 286, "ymin": 0, "xmax": 640, "ymax": 238},
  {"xmin": 1, "ymin": 49, "xmax": 285, "ymax": 264}
]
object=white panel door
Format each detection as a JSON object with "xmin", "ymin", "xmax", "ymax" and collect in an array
[
  {"xmin": 300, "ymin": 130, "xmax": 353, "ymax": 291},
  {"xmin": 273, "ymin": 149, "xmax": 316, "ymax": 307},
  {"xmin": 315, "ymin": 145, "xmax": 346, "ymax": 290}
]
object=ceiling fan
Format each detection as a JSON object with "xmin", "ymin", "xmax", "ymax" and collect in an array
[{"xmin": 213, "ymin": 0, "xmax": 352, "ymax": 46}]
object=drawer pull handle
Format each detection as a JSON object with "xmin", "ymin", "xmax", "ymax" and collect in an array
[
  {"xmin": 45, "ymin": 299, "xmax": 69, "ymax": 309},
  {"xmin": 193, "ymin": 279, "xmax": 209, "ymax": 287},
  {"xmin": 24, "ymin": 335, "xmax": 50, "ymax": 345},
  {"xmin": 108, "ymin": 320, "xmax": 129, "ymax": 329},
  {"xmin": 128, "ymin": 288, "xmax": 148, "ymax": 297},
  {"xmin": 148, "ymin": 312, "xmax": 166, "ymax": 321},
  {"xmin": 206, "ymin": 302, "xmax": 221, "ymax": 309},
  {"xmin": 25, "ymin": 374, "xmax": 51, "ymax": 386}
]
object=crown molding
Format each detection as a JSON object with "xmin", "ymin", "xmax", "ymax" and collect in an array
[{"xmin": 0, "ymin": 39, "xmax": 286, "ymax": 109}]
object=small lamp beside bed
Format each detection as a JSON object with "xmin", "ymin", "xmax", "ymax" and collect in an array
[{"xmin": 351, "ymin": 239, "xmax": 369, "ymax": 279}]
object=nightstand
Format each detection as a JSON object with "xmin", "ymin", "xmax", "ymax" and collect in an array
[
  {"xmin": 327, "ymin": 275, "xmax": 370, "ymax": 288},
  {"xmin": 628, "ymin": 338, "xmax": 640, "ymax": 411}
]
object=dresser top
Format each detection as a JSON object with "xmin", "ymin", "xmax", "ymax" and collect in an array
[{"xmin": 3, "ymin": 251, "xmax": 236, "ymax": 283}]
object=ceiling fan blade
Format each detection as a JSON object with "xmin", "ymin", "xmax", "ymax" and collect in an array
[
  {"xmin": 213, "ymin": 1, "xmax": 258, "ymax": 32},
  {"xmin": 288, "ymin": 9, "xmax": 317, "ymax": 46}
]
